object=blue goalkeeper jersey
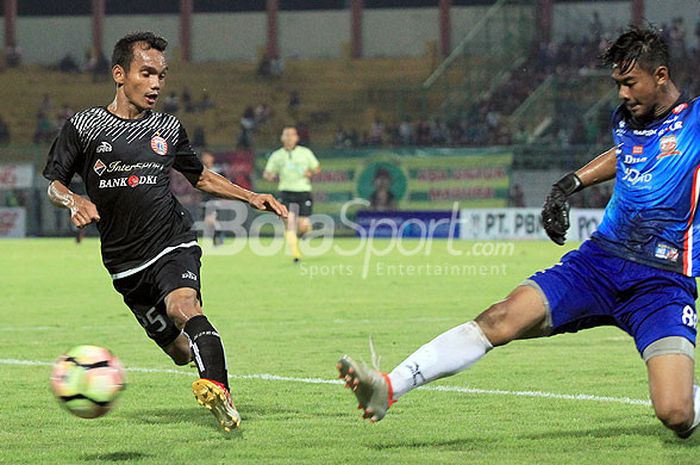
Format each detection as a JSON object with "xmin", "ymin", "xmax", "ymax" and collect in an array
[{"xmin": 591, "ymin": 96, "xmax": 700, "ymax": 276}]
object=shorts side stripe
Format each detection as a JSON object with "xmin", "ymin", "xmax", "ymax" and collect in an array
[{"xmin": 111, "ymin": 241, "xmax": 199, "ymax": 280}]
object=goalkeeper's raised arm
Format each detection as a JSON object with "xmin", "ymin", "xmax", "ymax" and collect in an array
[{"xmin": 542, "ymin": 146, "xmax": 617, "ymax": 245}]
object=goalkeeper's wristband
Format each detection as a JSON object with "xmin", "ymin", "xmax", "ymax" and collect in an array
[{"xmin": 553, "ymin": 172, "xmax": 583, "ymax": 197}]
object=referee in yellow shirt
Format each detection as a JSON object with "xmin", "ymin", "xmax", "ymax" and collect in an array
[{"xmin": 263, "ymin": 126, "xmax": 320, "ymax": 262}]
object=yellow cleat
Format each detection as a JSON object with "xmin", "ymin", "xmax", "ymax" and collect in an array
[{"xmin": 192, "ymin": 378, "xmax": 241, "ymax": 432}]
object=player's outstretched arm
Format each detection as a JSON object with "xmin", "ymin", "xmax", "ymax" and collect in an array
[
  {"xmin": 47, "ymin": 180, "xmax": 101, "ymax": 229},
  {"xmin": 575, "ymin": 145, "xmax": 617, "ymax": 186},
  {"xmin": 542, "ymin": 146, "xmax": 617, "ymax": 245},
  {"xmin": 195, "ymin": 168, "xmax": 288, "ymax": 218}
]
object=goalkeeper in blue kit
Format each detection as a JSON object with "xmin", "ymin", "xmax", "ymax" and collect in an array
[{"xmin": 338, "ymin": 26, "xmax": 700, "ymax": 438}]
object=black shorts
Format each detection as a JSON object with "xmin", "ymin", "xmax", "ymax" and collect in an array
[
  {"xmin": 279, "ymin": 191, "xmax": 313, "ymax": 217},
  {"xmin": 112, "ymin": 245, "xmax": 203, "ymax": 348}
]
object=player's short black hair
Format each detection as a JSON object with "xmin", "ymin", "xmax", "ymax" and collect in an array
[
  {"xmin": 112, "ymin": 32, "xmax": 168, "ymax": 71},
  {"xmin": 602, "ymin": 25, "xmax": 670, "ymax": 75}
]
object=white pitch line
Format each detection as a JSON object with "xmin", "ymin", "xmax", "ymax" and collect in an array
[
  {"xmin": 0, "ymin": 358, "xmax": 651, "ymax": 407},
  {"xmin": 424, "ymin": 385, "xmax": 650, "ymax": 406}
]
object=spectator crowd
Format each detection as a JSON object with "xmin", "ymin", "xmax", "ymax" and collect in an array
[
  {"xmin": 334, "ymin": 14, "xmax": 700, "ymax": 150},
  {"xmin": 9, "ymin": 13, "xmax": 700, "ymax": 154}
]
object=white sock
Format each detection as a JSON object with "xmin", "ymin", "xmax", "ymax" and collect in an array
[
  {"xmin": 388, "ymin": 321, "xmax": 493, "ymax": 401},
  {"xmin": 690, "ymin": 385, "xmax": 700, "ymax": 429}
]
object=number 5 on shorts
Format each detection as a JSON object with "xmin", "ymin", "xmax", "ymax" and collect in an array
[{"xmin": 136, "ymin": 307, "xmax": 168, "ymax": 333}]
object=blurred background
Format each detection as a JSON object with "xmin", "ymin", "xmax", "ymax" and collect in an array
[{"xmin": 0, "ymin": 0, "xmax": 696, "ymax": 239}]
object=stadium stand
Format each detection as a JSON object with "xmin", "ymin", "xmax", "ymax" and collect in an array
[{"xmin": 0, "ymin": 57, "xmax": 433, "ymax": 156}]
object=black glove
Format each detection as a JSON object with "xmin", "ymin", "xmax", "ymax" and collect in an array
[{"xmin": 541, "ymin": 172, "xmax": 583, "ymax": 245}]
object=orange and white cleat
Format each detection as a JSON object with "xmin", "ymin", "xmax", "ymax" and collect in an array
[
  {"xmin": 192, "ymin": 378, "xmax": 241, "ymax": 432},
  {"xmin": 337, "ymin": 355, "xmax": 394, "ymax": 422}
]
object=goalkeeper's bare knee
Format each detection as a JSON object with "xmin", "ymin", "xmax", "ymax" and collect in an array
[{"xmin": 475, "ymin": 286, "xmax": 548, "ymax": 346}]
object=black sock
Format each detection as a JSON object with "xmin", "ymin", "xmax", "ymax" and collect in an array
[{"xmin": 184, "ymin": 315, "xmax": 229, "ymax": 391}]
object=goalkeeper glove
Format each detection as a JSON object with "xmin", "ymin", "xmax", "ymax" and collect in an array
[{"xmin": 541, "ymin": 172, "xmax": 583, "ymax": 245}]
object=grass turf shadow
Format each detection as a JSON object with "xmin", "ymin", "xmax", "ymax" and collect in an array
[
  {"xmin": 124, "ymin": 406, "xmax": 243, "ymax": 437},
  {"xmin": 81, "ymin": 451, "xmax": 150, "ymax": 462},
  {"xmin": 519, "ymin": 423, "xmax": 700, "ymax": 445}
]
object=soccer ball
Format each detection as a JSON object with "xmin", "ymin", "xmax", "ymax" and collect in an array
[{"xmin": 50, "ymin": 345, "xmax": 126, "ymax": 419}]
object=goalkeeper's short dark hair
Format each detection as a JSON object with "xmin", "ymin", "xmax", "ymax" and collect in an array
[{"xmin": 602, "ymin": 25, "xmax": 670, "ymax": 76}]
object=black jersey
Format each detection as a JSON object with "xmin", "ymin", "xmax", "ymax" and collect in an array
[{"xmin": 43, "ymin": 106, "xmax": 204, "ymax": 277}]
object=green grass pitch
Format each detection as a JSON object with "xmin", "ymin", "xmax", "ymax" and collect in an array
[{"xmin": 1, "ymin": 238, "xmax": 699, "ymax": 465}]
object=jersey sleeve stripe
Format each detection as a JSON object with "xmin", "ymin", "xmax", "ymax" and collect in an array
[{"xmin": 683, "ymin": 164, "xmax": 700, "ymax": 275}]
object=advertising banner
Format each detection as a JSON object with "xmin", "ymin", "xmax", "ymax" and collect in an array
[
  {"xmin": 355, "ymin": 210, "xmax": 459, "ymax": 238},
  {"xmin": 350, "ymin": 208, "xmax": 603, "ymax": 240},
  {"xmin": 459, "ymin": 208, "xmax": 605, "ymax": 240},
  {"xmin": 0, "ymin": 207, "xmax": 26, "ymax": 238},
  {"xmin": 0, "ymin": 164, "xmax": 34, "ymax": 189},
  {"xmin": 255, "ymin": 148, "xmax": 512, "ymax": 215}
]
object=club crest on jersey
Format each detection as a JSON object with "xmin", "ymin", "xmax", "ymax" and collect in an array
[
  {"xmin": 150, "ymin": 135, "xmax": 168, "ymax": 156},
  {"xmin": 658, "ymin": 134, "xmax": 681, "ymax": 159},
  {"xmin": 93, "ymin": 159, "xmax": 106, "ymax": 176}
]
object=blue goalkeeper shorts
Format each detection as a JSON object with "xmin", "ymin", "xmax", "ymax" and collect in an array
[{"xmin": 526, "ymin": 240, "xmax": 697, "ymax": 358}]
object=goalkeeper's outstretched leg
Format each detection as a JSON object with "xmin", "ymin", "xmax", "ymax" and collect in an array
[{"xmin": 338, "ymin": 285, "xmax": 547, "ymax": 422}]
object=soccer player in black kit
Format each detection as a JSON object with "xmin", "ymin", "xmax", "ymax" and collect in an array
[{"xmin": 43, "ymin": 32, "xmax": 287, "ymax": 432}]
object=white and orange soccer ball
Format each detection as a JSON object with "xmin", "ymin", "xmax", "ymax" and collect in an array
[{"xmin": 50, "ymin": 345, "xmax": 126, "ymax": 419}]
